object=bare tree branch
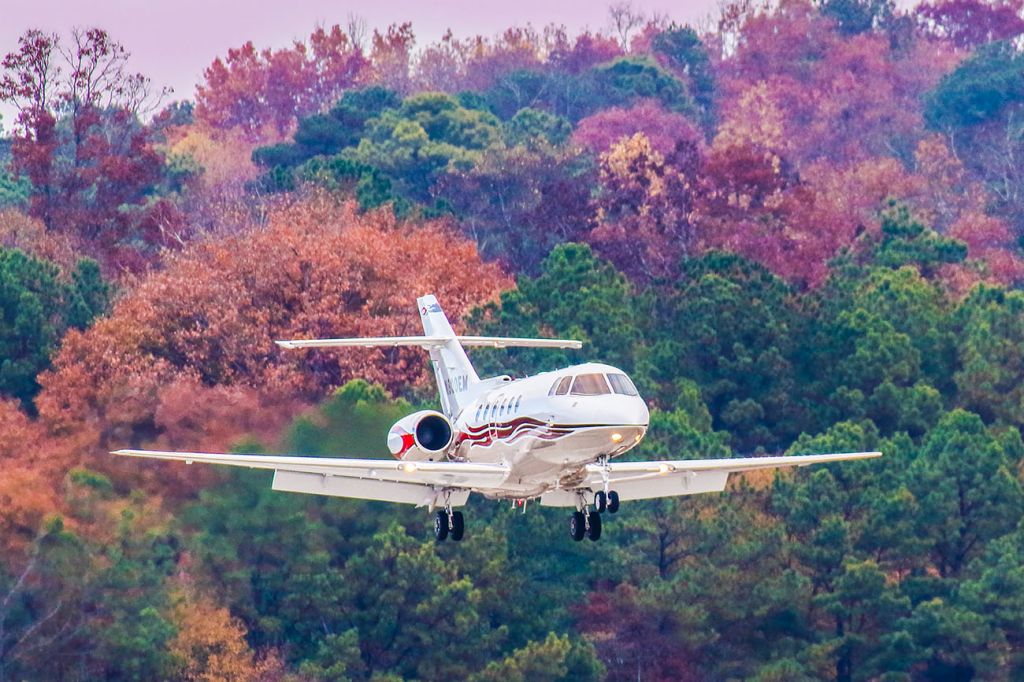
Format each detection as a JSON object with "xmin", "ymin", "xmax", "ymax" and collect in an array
[{"xmin": 608, "ymin": 1, "xmax": 647, "ymax": 49}]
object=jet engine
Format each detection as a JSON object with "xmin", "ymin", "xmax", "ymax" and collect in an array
[{"xmin": 387, "ymin": 410, "xmax": 454, "ymax": 461}]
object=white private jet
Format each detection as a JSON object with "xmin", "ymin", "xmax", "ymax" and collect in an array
[{"xmin": 114, "ymin": 295, "xmax": 880, "ymax": 543}]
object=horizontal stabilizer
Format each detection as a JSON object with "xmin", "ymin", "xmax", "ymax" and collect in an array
[{"xmin": 276, "ymin": 336, "xmax": 582, "ymax": 350}]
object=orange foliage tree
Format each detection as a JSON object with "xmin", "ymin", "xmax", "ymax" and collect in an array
[
  {"xmin": 36, "ymin": 195, "xmax": 508, "ymax": 487},
  {"xmin": 0, "ymin": 209, "xmax": 79, "ymax": 272},
  {"xmin": 168, "ymin": 582, "xmax": 282, "ymax": 682}
]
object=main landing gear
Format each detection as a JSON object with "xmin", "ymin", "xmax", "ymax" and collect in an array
[
  {"xmin": 593, "ymin": 489, "xmax": 620, "ymax": 514},
  {"xmin": 568, "ymin": 490, "xmax": 620, "ymax": 542},
  {"xmin": 434, "ymin": 508, "xmax": 465, "ymax": 542}
]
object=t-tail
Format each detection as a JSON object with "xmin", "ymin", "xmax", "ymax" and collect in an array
[
  {"xmin": 276, "ymin": 294, "xmax": 582, "ymax": 419},
  {"xmin": 417, "ymin": 295, "xmax": 479, "ymax": 416}
]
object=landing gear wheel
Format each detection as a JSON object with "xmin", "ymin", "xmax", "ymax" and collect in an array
[
  {"xmin": 434, "ymin": 510, "xmax": 449, "ymax": 542},
  {"xmin": 587, "ymin": 511, "xmax": 602, "ymax": 541},
  {"xmin": 607, "ymin": 490, "xmax": 620, "ymax": 514},
  {"xmin": 450, "ymin": 511, "xmax": 465, "ymax": 541},
  {"xmin": 569, "ymin": 511, "xmax": 586, "ymax": 542},
  {"xmin": 594, "ymin": 490, "xmax": 607, "ymax": 513}
]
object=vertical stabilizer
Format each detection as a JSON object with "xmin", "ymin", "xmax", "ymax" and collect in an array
[{"xmin": 417, "ymin": 295, "xmax": 480, "ymax": 417}]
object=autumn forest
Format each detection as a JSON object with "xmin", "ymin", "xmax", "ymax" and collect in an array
[{"xmin": 1, "ymin": 0, "xmax": 1024, "ymax": 679}]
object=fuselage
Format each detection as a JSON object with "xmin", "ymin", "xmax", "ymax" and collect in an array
[{"xmin": 449, "ymin": 363, "xmax": 649, "ymax": 499}]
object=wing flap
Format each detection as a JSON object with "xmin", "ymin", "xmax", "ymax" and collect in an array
[{"xmin": 272, "ymin": 470, "xmax": 471, "ymax": 506}]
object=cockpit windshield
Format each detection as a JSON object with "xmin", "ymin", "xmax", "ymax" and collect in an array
[
  {"xmin": 607, "ymin": 373, "xmax": 639, "ymax": 396},
  {"xmin": 549, "ymin": 376, "xmax": 572, "ymax": 396},
  {"xmin": 571, "ymin": 373, "xmax": 611, "ymax": 396}
]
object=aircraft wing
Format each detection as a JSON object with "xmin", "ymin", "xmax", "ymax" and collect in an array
[
  {"xmin": 111, "ymin": 449, "xmax": 509, "ymax": 506},
  {"xmin": 563, "ymin": 451, "xmax": 882, "ymax": 503}
]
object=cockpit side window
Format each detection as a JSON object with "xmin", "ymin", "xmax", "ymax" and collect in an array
[
  {"xmin": 548, "ymin": 379, "xmax": 561, "ymax": 396},
  {"xmin": 607, "ymin": 373, "xmax": 639, "ymax": 396},
  {"xmin": 555, "ymin": 376, "xmax": 572, "ymax": 395},
  {"xmin": 571, "ymin": 373, "xmax": 611, "ymax": 396}
]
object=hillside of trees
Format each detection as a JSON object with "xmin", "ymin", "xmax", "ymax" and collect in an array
[{"xmin": 2, "ymin": 1, "xmax": 1024, "ymax": 679}]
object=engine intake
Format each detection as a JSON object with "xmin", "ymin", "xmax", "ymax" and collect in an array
[{"xmin": 387, "ymin": 410, "xmax": 454, "ymax": 460}]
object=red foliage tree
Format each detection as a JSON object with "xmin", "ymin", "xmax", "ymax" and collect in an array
[
  {"xmin": 415, "ymin": 26, "xmax": 620, "ymax": 96},
  {"xmin": 459, "ymin": 27, "xmax": 545, "ymax": 92},
  {"xmin": 369, "ymin": 23, "xmax": 416, "ymax": 95},
  {"xmin": 195, "ymin": 26, "xmax": 368, "ymax": 138},
  {"xmin": 548, "ymin": 30, "xmax": 622, "ymax": 74},
  {"xmin": 716, "ymin": 0, "xmax": 960, "ymax": 166},
  {"xmin": 917, "ymin": 0, "xmax": 1024, "ymax": 48},
  {"xmin": 0, "ymin": 29, "xmax": 174, "ymax": 272},
  {"xmin": 573, "ymin": 100, "xmax": 703, "ymax": 157},
  {"xmin": 576, "ymin": 584, "xmax": 703, "ymax": 682}
]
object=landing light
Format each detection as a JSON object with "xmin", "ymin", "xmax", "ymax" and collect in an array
[
  {"xmin": 658, "ymin": 463, "xmax": 671, "ymax": 474},
  {"xmin": 403, "ymin": 462, "xmax": 418, "ymax": 473},
  {"xmin": 610, "ymin": 433, "xmax": 623, "ymax": 443}
]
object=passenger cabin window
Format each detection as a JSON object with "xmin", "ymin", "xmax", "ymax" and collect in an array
[
  {"xmin": 499, "ymin": 398, "xmax": 507, "ymax": 417},
  {"xmin": 571, "ymin": 373, "xmax": 611, "ymax": 396},
  {"xmin": 475, "ymin": 404, "xmax": 482, "ymax": 421},
  {"xmin": 514, "ymin": 395, "xmax": 522, "ymax": 412},
  {"xmin": 555, "ymin": 376, "xmax": 572, "ymax": 395},
  {"xmin": 607, "ymin": 373, "xmax": 639, "ymax": 396}
]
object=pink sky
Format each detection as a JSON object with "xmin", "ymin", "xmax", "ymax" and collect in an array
[{"xmin": 0, "ymin": 0, "xmax": 721, "ymax": 127}]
